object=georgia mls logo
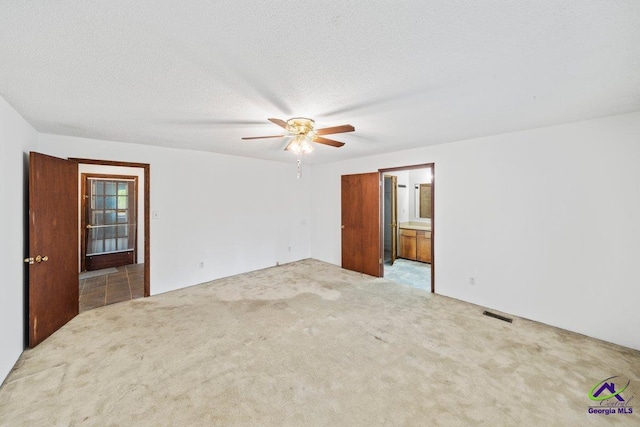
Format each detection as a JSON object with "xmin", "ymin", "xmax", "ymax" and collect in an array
[{"xmin": 588, "ymin": 376, "xmax": 635, "ymax": 415}]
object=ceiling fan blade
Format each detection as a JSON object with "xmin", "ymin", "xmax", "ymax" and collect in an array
[
  {"xmin": 166, "ymin": 119, "xmax": 267, "ymax": 126},
  {"xmin": 314, "ymin": 136, "xmax": 345, "ymax": 147},
  {"xmin": 315, "ymin": 124, "xmax": 355, "ymax": 135},
  {"xmin": 268, "ymin": 118, "xmax": 288, "ymax": 129},
  {"xmin": 241, "ymin": 135, "xmax": 285, "ymax": 140}
]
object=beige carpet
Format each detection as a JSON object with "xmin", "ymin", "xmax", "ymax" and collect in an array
[{"xmin": 1, "ymin": 259, "xmax": 638, "ymax": 426}]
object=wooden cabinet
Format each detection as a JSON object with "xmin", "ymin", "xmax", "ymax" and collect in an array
[
  {"xmin": 399, "ymin": 229, "xmax": 416, "ymax": 260},
  {"xmin": 416, "ymin": 230, "xmax": 431, "ymax": 263},
  {"xmin": 399, "ymin": 228, "xmax": 431, "ymax": 263}
]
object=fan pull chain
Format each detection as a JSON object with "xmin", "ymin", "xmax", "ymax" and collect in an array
[{"xmin": 296, "ymin": 156, "xmax": 302, "ymax": 179}]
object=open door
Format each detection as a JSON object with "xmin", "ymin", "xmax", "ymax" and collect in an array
[
  {"xmin": 390, "ymin": 175, "xmax": 398, "ymax": 265},
  {"xmin": 341, "ymin": 172, "xmax": 382, "ymax": 277},
  {"xmin": 25, "ymin": 152, "xmax": 79, "ymax": 347},
  {"xmin": 383, "ymin": 175, "xmax": 398, "ymax": 265}
]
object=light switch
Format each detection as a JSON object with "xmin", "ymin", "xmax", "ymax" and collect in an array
[{"xmin": 152, "ymin": 211, "xmax": 160, "ymax": 220}]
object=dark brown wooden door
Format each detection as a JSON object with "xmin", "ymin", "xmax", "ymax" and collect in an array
[
  {"xmin": 341, "ymin": 172, "xmax": 382, "ymax": 277},
  {"xmin": 27, "ymin": 152, "xmax": 79, "ymax": 347}
]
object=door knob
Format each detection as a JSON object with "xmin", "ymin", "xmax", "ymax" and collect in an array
[{"xmin": 24, "ymin": 255, "xmax": 48, "ymax": 264}]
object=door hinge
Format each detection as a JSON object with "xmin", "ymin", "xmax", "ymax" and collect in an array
[{"xmin": 379, "ymin": 258, "xmax": 382, "ymax": 264}]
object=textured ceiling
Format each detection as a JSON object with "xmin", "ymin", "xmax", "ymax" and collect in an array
[{"xmin": 1, "ymin": 1, "xmax": 639, "ymax": 164}]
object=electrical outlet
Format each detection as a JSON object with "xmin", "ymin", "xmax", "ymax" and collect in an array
[
  {"xmin": 198, "ymin": 261, "xmax": 204, "ymax": 269},
  {"xmin": 469, "ymin": 277, "xmax": 476, "ymax": 286}
]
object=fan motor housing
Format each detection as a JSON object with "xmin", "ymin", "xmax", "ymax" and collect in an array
[{"xmin": 286, "ymin": 117, "xmax": 315, "ymax": 135}]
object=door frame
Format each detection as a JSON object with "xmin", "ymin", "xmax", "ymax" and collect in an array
[
  {"xmin": 379, "ymin": 163, "xmax": 435, "ymax": 293},
  {"xmin": 71, "ymin": 158, "xmax": 151, "ymax": 297}
]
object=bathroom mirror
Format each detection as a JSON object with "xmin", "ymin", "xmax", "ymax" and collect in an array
[{"xmin": 414, "ymin": 183, "xmax": 432, "ymax": 218}]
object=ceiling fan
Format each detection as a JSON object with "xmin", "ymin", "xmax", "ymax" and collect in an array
[{"xmin": 242, "ymin": 118, "xmax": 355, "ymax": 154}]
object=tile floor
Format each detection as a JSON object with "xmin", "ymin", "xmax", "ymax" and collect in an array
[
  {"xmin": 79, "ymin": 264, "xmax": 145, "ymax": 313},
  {"xmin": 383, "ymin": 257, "xmax": 431, "ymax": 291}
]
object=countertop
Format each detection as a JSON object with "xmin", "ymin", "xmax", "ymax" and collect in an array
[{"xmin": 399, "ymin": 222, "xmax": 431, "ymax": 231}]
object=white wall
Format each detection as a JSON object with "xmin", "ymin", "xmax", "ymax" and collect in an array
[
  {"xmin": 0, "ymin": 97, "xmax": 38, "ymax": 383},
  {"xmin": 38, "ymin": 134, "xmax": 311, "ymax": 296},
  {"xmin": 393, "ymin": 171, "xmax": 410, "ymax": 223},
  {"xmin": 310, "ymin": 111, "xmax": 640, "ymax": 351}
]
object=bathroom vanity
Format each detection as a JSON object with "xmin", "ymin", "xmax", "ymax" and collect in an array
[{"xmin": 398, "ymin": 222, "xmax": 431, "ymax": 263}]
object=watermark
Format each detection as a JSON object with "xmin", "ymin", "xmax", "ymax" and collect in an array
[{"xmin": 588, "ymin": 376, "xmax": 635, "ymax": 416}]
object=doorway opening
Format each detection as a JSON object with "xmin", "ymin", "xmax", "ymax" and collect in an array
[
  {"xmin": 71, "ymin": 158, "xmax": 150, "ymax": 313},
  {"xmin": 380, "ymin": 164, "xmax": 434, "ymax": 292}
]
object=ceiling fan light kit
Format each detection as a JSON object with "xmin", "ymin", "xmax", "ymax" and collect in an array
[
  {"xmin": 241, "ymin": 117, "xmax": 355, "ymax": 178},
  {"xmin": 286, "ymin": 134, "xmax": 314, "ymax": 155}
]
